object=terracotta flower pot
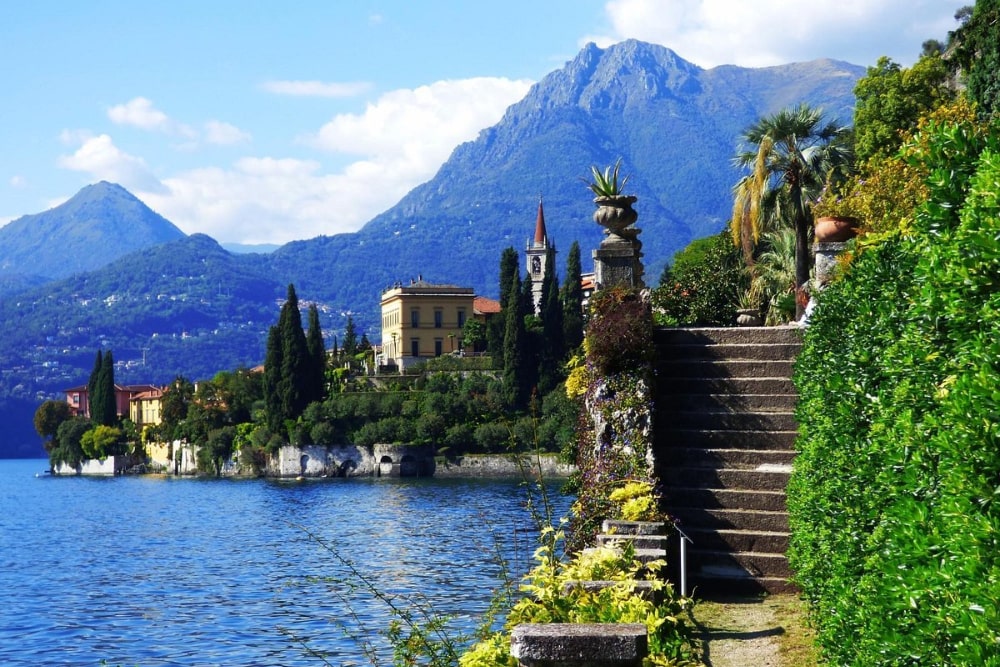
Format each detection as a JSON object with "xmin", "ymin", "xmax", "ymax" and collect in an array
[{"xmin": 814, "ymin": 215, "xmax": 859, "ymax": 243}]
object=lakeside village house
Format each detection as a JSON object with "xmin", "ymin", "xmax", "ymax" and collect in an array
[{"xmin": 62, "ymin": 201, "xmax": 594, "ymax": 473}]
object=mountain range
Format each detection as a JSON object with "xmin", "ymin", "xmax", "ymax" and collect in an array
[{"xmin": 0, "ymin": 40, "xmax": 864, "ymax": 457}]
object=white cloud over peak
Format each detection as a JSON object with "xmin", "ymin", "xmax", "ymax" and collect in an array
[
  {"xmin": 599, "ymin": 0, "xmax": 964, "ymax": 68},
  {"xmin": 260, "ymin": 80, "xmax": 374, "ymax": 98},
  {"xmin": 58, "ymin": 133, "xmax": 166, "ymax": 194}
]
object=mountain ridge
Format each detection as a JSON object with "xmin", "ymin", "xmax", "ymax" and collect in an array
[{"xmin": 0, "ymin": 40, "xmax": 864, "ymax": 457}]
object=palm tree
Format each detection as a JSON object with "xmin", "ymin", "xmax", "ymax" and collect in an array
[{"xmin": 731, "ymin": 104, "xmax": 852, "ymax": 317}]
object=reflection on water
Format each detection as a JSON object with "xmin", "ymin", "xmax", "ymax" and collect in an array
[{"xmin": 0, "ymin": 460, "xmax": 572, "ymax": 666}]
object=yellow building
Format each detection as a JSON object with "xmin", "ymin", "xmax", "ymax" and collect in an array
[
  {"xmin": 380, "ymin": 278, "xmax": 475, "ymax": 369},
  {"xmin": 129, "ymin": 387, "xmax": 165, "ymax": 428}
]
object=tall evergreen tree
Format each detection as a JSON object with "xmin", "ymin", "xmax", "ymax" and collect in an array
[
  {"xmin": 305, "ymin": 304, "xmax": 327, "ymax": 406},
  {"xmin": 561, "ymin": 241, "xmax": 585, "ymax": 353},
  {"xmin": 489, "ymin": 247, "xmax": 520, "ymax": 368},
  {"xmin": 87, "ymin": 349, "xmax": 102, "ymax": 421},
  {"xmin": 263, "ymin": 284, "xmax": 311, "ymax": 434},
  {"xmin": 279, "ymin": 284, "xmax": 310, "ymax": 422},
  {"xmin": 95, "ymin": 350, "xmax": 117, "ymax": 427},
  {"xmin": 342, "ymin": 316, "xmax": 358, "ymax": 357},
  {"xmin": 538, "ymin": 248, "xmax": 565, "ymax": 394},
  {"xmin": 502, "ymin": 271, "xmax": 530, "ymax": 408},
  {"xmin": 262, "ymin": 323, "xmax": 284, "ymax": 433}
]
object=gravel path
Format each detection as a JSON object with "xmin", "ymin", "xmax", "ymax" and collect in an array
[{"xmin": 690, "ymin": 595, "xmax": 815, "ymax": 667}]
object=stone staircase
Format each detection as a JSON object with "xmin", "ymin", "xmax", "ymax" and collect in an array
[{"xmin": 653, "ymin": 326, "xmax": 802, "ymax": 595}]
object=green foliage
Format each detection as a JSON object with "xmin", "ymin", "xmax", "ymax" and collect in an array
[
  {"xmin": 582, "ymin": 158, "xmax": 630, "ymax": 197},
  {"xmin": 949, "ymin": 0, "xmax": 1000, "ymax": 117},
  {"xmin": 80, "ymin": 424, "xmax": 123, "ymax": 459},
  {"xmin": 789, "ymin": 110, "xmax": 1000, "ymax": 664},
  {"xmin": 560, "ymin": 241, "xmax": 585, "ymax": 353},
  {"xmin": 653, "ymin": 232, "xmax": 747, "ymax": 326},
  {"xmin": 263, "ymin": 284, "xmax": 316, "ymax": 433},
  {"xmin": 34, "ymin": 399, "xmax": 72, "ymax": 448},
  {"xmin": 852, "ymin": 54, "xmax": 955, "ymax": 164},
  {"xmin": 460, "ymin": 528, "xmax": 698, "ymax": 667}
]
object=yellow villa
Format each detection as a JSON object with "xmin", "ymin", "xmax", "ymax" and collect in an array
[{"xmin": 379, "ymin": 278, "xmax": 475, "ymax": 370}]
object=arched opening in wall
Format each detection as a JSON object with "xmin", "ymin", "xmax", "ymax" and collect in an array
[
  {"xmin": 399, "ymin": 454, "xmax": 418, "ymax": 477},
  {"xmin": 299, "ymin": 454, "xmax": 310, "ymax": 476},
  {"xmin": 378, "ymin": 455, "xmax": 393, "ymax": 477},
  {"xmin": 339, "ymin": 460, "xmax": 357, "ymax": 477}
]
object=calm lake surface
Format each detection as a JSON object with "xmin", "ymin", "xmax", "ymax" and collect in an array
[{"xmin": 0, "ymin": 458, "xmax": 573, "ymax": 666}]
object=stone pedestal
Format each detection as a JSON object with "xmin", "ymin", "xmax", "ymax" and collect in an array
[
  {"xmin": 593, "ymin": 240, "xmax": 642, "ymax": 291},
  {"xmin": 813, "ymin": 241, "xmax": 849, "ymax": 285}
]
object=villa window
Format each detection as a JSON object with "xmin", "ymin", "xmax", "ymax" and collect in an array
[
  {"xmin": 434, "ymin": 310, "xmax": 443, "ymax": 328},
  {"xmin": 411, "ymin": 309, "xmax": 420, "ymax": 328},
  {"xmin": 411, "ymin": 339, "xmax": 419, "ymax": 358},
  {"xmin": 435, "ymin": 339, "xmax": 443, "ymax": 357},
  {"xmin": 457, "ymin": 309, "xmax": 466, "ymax": 327}
]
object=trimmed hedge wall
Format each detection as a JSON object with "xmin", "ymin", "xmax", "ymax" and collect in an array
[{"xmin": 790, "ymin": 114, "xmax": 1000, "ymax": 663}]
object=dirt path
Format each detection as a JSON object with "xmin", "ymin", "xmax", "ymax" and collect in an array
[{"xmin": 689, "ymin": 595, "xmax": 817, "ymax": 667}]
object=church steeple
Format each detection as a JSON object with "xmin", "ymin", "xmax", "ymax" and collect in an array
[{"xmin": 526, "ymin": 196, "xmax": 553, "ymax": 315}]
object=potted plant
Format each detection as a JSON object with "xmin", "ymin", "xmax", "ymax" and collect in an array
[
  {"xmin": 735, "ymin": 284, "xmax": 764, "ymax": 326},
  {"xmin": 811, "ymin": 186, "xmax": 861, "ymax": 243},
  {"xmin": 583, "ymin": 158, "xmax": 638, "ymax": 238}
]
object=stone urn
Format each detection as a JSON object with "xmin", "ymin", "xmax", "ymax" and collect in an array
[
  {"xmin": 736, "ymin": 308, "xmax": 763, "ymax": 326},
  {"xmin": 593, "ymin": 195, "xmax": 638, "ymax": 240},
  {"xmin": 814, "ymin": 215, "xmax": 859, "ymax": 243}
]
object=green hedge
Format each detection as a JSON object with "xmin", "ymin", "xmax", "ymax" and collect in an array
[{"xmin": 790, "ymin": 115, "xmax": 1000, "ymax": 664}]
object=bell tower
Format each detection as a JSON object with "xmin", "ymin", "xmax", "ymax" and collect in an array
[{"xmin": 526, "ymin": 197, "xmax": 551, "ymax": 315}]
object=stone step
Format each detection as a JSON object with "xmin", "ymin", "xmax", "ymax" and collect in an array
[
  {"xmin": 661, "ymin": 467, "xmax": 791, "ymax": 492},
  {"xmin": 666, "ymin": 487, "xmax": 788, "ymax": 512},
  {"xmin": 691, "ymin": 573, "xmax": 799, "ymax": 596},
  {"xmin": 659, "ymin": 376, "xmax": 797, "ymax": 395},
  {"xmin": 693, "ymin": 550, "xmax": 792, "ymax": 579},
  {"xmin": 684, "ymin": 528, "xmax": 790, "ymax": 554},
  {"xmin": 655, "ymin": 342, "xmax": 803, "ymax": 362},
  {"xmin": 656, "ymin": 359, "xmax": 796, "ymax": 379},
  {"xmin": 655, "ymin": 326, "xmax": 804, "ymax": 346},
  {"xmin": 659, "ymin": 410, "xmax": 797, "ymax": 431},
  {"xmin": 670, "ymin": 507, "xmax": 789, "ymax": 533},
  {"xmin": 601, "ymin": 520, "xmax": 669, "ymax": 536},
  {"xmin": 596, "ymin": 533, "xmax": 670, "ymax": 551},
  {"xmin": 659, "ymin": 448, "xmax": 796, "ymax": 470},
  {"xmin": 662, "ymin": 393, "xmax": 798, "ymax": 412},
  {"xmin": 657, "ymin": 428, "xmax": 798, "ymax": 450}
]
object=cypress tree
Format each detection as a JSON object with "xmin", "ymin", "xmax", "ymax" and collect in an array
[
  {"xmin": 262, "ymin": 324, "xmax": 284, "ymax": 433},
  {"xmin": 342, "ymin": 316, "xmax": 358, "ymax": 357},
  {"xmin": 305, "ymin": 304, "xmax": 326, "ymax": 406},
  {"xmin": 96, "ymin": 350, "xmax": 117, "ymax": 426},
  {"xmin": 489, "ymin": 247, "xmax": 520, "ymax": 368},
  {"xmin": 502, "ymin": 271, "xmax": 530, "ymax": 408},
  {"xmin": 87, "ymin": 349, "xmax": 102, "ymax": 420},
  {"xmin": 279, "ymin": 284, "xmax": 310, "ymax": 422},
  {"xmin": 538, "ymin": 247, "xmax": 565, "ymax": 394},
  {"xmin": 561, "ymin": 241, "xmax": 585, "ymax": 353}
]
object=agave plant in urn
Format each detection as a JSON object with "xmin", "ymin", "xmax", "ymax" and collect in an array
[{"xmin": 583, "ymin": 159, "xmax": 638, "ymax": 242}]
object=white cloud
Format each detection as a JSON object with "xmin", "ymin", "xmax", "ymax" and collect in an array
[
  {"xmin": 597, "ymin": 0, "xmax": 966, "ymax": 68},
  {"xmin": 58, "ymin": 134, "xmax": 165, "ymax": 194},
  {"xmin": 260, "ymin": 80, "xmax": 374, "ymax": 98},
  {"xmin": 9, "ymin": 175, "xmax": 26, "ymax": 189},
  {"xmin": 132, "ymin": 76, "xmax": 533, "ymax": 245},
  {"xmin": 108, "ymin": 97, "xmax": 196, "ymax": 139},
  {"xmin": 204, "ymin": 120, "xmax": 251, "ymax": 145}
]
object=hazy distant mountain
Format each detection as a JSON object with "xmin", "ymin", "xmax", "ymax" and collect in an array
[
  {"xmin": 0, "ymin": 40, "xmax": 865, "ymax": 457},
  {"xmin": 0, "ymin": 181, "xmax": 185, "ymax": 282}
]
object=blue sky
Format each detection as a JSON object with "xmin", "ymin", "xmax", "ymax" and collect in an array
[{"xmin": 1, "ymin": 0, "xmax": 966, "ymax": 245}]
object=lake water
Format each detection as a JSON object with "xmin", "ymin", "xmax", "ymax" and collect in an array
[{"xmin": 0, "ymin": 459, "xmax": 573, "ymax": 666}]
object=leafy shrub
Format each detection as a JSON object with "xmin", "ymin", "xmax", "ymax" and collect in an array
[
  {"xmin": 790, "ymin": 108, "xmax": 1000, "ymax": 664},
  {"xmin": 459, "ymin": 528, "xmax": 698, "ymax": 667},
  {"xmin": 652, "ymin": 232, "xmax": 747, "ymax": 326},
  {"xmin": 586, "ymin": 286, "xmax": 653, "ymax": 376}
]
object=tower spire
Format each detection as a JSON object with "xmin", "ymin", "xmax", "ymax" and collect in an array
[{"xmin": 533, "ymin": 195, "xmax": 547, "ymax": 246}]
